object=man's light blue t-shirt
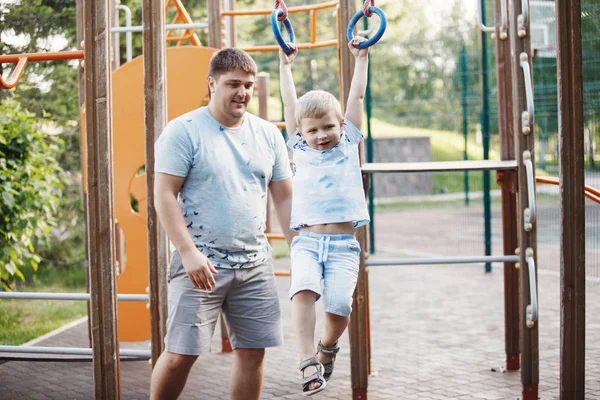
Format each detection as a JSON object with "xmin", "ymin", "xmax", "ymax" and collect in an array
[
  {"xmin": 155, "ymin": 107, "xmax": 292, "ymax": 268},
  {"xmin": 287, "ymin": 120, "xmax": 370, "ymax": 231}
]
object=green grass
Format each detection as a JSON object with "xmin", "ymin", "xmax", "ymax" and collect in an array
[
  {"xmin": 0, "ymin": 265, "xmax": 88, "ymax": 345},
  {"xmin": 271, "ymin": 239, "xmax": 290, "ymax": 259}
]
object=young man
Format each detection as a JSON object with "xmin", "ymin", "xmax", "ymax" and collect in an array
[{"xmin": 150, "ymin": 48, "xmax": 294, "ymax": 400}]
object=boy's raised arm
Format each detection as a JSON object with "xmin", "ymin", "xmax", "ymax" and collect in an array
[
  {"xmin": 345, "ymin": 37, "xmax": 370, "ymax": 129},
  {"xmin": 279, "ymin": 46, "xmax": 299, "ymax": 135}
]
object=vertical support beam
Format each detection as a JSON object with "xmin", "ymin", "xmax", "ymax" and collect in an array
[
  {"xmin": 142, "ymin": 0, "xmax": 169, "ymax": 365},
  {"xmin": 493, "ymin": 0, "xmax": 520, "ymax": 371},
  {"xmin": 75, "ymin": 0, "xmax": 93, "ymax": 348},
  {"xmin": 479, "ymin": 0, "xmax": 492, "ymax": 273},
  {"xmin": 556, "ymin": 0, "xmax": 586, "ymax": 398},
  {"xmin": 337, "ymin": 0, "xmax": 355, "ymax": 109},
  {"xmin": 207, "ymin": 0, "xmax": 222, "ymax": 49},
  {"xmin": 111, "ymin": 0, "xmax": 120, "ymax": 71},
  {"xmin": 83, "ymin": 0, "xmax": 120, "ymax": 397},
  {"xmin": 223, "ymin": 0, "xmax": 236, "ymax": 47},
  {"xmin": 508, "ymin": 0, "xmax": 538, "ymax": 398},
  {"xmin": 340, "ymin": 2, "xmax": 369, "ymax": 398}
]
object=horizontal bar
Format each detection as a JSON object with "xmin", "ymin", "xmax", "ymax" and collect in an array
[
  {"xmin": 0, "ymin": 292, "xmax": 149, "ymax": 302},
  {"xmin": 242, "ymin": 40, "xmax": 338, "ymax": 53},
  {"xmin": 0, "ymin": 345, "xmax": 150, "ymax": 358},
  {"xmin": 110, "ymin": 23, "xmax": 209, "ymax": 34},
  {"xmin": 221, "ymin": 1, "xmax": 338, "ymax": 17},
  {"xmin": 366, "ymin": 255, "xmax": 519, "ymax": 266},
  {"xmin": 361, "ymin": 160, "xmax": 518, "ymax": 173},
  {"xmin": 0, "ymin": 50, "xmax": 84, "ymax": 64}
]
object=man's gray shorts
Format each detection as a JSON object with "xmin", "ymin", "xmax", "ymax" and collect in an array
[{"xmin": 165, "ymin": 252, "xmax": 283, "ymax": 355}]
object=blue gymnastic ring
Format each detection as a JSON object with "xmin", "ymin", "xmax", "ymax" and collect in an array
[
  {"xmin": 271, "ymin": 9, "xmax": 295, "ymax": 54},
  {"xmin": 346, "ymin": 6, "xmax": 387, "ymax": 49}
]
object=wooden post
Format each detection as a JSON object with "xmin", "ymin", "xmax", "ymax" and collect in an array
[
  {"xmin": 207, "ymin": 0, "xmax": 222, "ymax": 49},
  {"xmin": 83, "ymin": 0, "xmax": 120, "ymax": 397},
  {"xmin": 493, "ymin": 0, "xmax": 520, "ymax": 371},
  {"xmin": 508, "ymin": 0, "xmax": 539, "ymax": 398},
  {"xmin": 339, "ymin": 2, "xmax": 368, "ymax": 399},
  {"xmin": 556, "ymin": 0, "xmax": 586, "ymax": 398},
  {"xmin": 142, "ymin": 0, "xmax": 169, "ymax": 365}
]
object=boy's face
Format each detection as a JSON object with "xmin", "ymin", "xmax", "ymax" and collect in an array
[
  {"xmin": 299, "ymin": 110, "xmax": 343, "ymax": 151},
  {"xmin": 208, "ymin": 70, "xmax": 255, "ymax": 125}
]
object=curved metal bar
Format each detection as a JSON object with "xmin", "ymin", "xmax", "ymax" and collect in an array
[
  {"xmin": 115, "ymin": 4, "xmax": 132, "ymax": 62},
  {"xmin": 523, "ymin": 151, "xmax": 536, "ymax": 228},
  {"xmin": 476, "ymin": 0, "xmax": 495, "ymax": 33},
  {"xmin": 520, "ymin": 53, "xmax": 535, "ymax": 134},
  {"xmin": 347, "ymin": 6, "xmax": 387, "ymax": 48},
  {"xmin": 365, "ymin": 255, "xmax": 519, "ymax": 266},
  {"xmin": 525, "ymin": 248, "xmax": 538, "ymax": 325},
  {"xmin": 0, "ymin": 57, "xmax": 28, "ymax": 90},
  {"xmin": 271, "ymin": 9, "xmax": 295, "ymax": 53}
]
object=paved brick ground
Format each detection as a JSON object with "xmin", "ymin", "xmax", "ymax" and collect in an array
[{"xmin": 1, "ymin": 206, "xmax": 600, "ymax": 400}]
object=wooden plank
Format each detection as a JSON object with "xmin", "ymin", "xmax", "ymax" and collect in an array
[
  {"xmin": 493, "ymin": 0, "xmax": 520, "ymax": 371},
  {"xmin": 207, "ymin": 0, "xmax": 222, "ymax": 49},
  {"xmin": 83, "ymin": 0, "xmax": 120, "ymax": 397},
  {"xmin": 224, "ymin": 0, "xmax": 236, "ymax": 47},
  {"xmin": 142, "ymin": 0, "xmax": 169, "ymax": 365},
  {"xmin": 508, "ymin": 0, "xmax": 539, "ymax": 397},
  {"xmin": 361, "ymin": 160, "xmax": 518, "ymax": 173},
  {"xmin": 556, "ymin": 0, "xmax": 586, "ymax": 398}
]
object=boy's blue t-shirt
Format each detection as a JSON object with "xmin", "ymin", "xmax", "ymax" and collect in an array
[
  {"xmin": 287, "ymin": 119, "xmax": 370, "ymax": 231},
  {"xmin": 155, "ymin": 107, "xmax": 292, "ymax": 268}
]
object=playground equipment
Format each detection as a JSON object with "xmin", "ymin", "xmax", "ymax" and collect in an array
[{"xmin": 0, "ymin": 0, "xmax": 591, "ymax": 399}]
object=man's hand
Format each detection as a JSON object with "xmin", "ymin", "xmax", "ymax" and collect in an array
[
  {"xmin": 180, "ymin": 249, "xmax": 218, "ymax": 291},
  {"xmin": 279, "ymin": 44, "xmax": 298, "ymax": 65},
  {"xmin": 348, "ymin": 36, "xmax": 369, "ymax": 59}
]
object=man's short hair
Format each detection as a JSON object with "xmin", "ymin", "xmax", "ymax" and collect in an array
[
  {"xmin": 208, "ymin": 48, "xmax": 257, "ymax": 80},
  {"xmin": 295, "ymin": 90, "xmax": 343, "ymax": 129}
]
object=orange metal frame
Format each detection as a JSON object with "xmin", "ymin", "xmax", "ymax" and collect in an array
[
  {"xmin": 536, "ymin": 176, "xmax": 600, "ymax": 204},
  {"xmin": 222, "ymin": 1, "xmax": 339, "ymax": 53},
  {"xmin": 165, "ymin": 0, "xmax": 202, "ymax": 46},
  {"xmin": 0, "ymin": 50, "xmax": 84, "ymax": 89}
]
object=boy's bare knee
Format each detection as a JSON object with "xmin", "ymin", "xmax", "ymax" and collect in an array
[
  {"xmin": 235, "ymin": 348, "xmax": 265, "ymax": 366},
  {"xmin": 161, "ymin": 352, "xmax": 198, "ymax": 372}
]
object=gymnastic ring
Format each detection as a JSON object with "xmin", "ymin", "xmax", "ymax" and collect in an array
[
  {"xmin": 347, "ymin": 6, "xmax": 387, "ymax": 49},
  {"xmin": 271, "ymin": 9, "xmax": 295, "ymax": 54}
]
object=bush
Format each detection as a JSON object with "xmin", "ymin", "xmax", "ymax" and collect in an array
[{"xmin": 0, "ymin": 98, "xmax": 64, "ymax": 290}]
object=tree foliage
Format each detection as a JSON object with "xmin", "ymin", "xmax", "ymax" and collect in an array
[{"xmin": 0, "ymin": 98, "xmax": 64, "ymax": 290}]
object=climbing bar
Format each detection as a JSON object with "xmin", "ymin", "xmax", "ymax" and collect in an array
[
  {"xmin": 0, "ymin": 50, "xmax": 84, "ymax": 90},
  {"xmin": 110, "ymin": 22, "xmax": 209, "ymax": 33},
  {"xmin": 347, "ymin": 6, "xmax": 387, "ymax": 48},
  {"xmin": 221, "ymin": 1, "xmax": 337, "ymax": 16},
  {"xmin": 365, "ymin": 255, "xmax": 519, "ymax": 267},
  {"xmin": 266, "ymin": 233, "xmax": 285, "ymax": 241},
  {"xmin": 0, "ymin": 345, "xmax": 151, "ymax": 358},
  {"xmin": 536, "ymin": 176, "xmax": 600, "ymax": 204},
  {"xmin": 524, "ymin": 248, "xmax": 538, "ymax": 326},
  {"xmin": 361, "ymin": 160, "xmax": 518, "ymax": 173},
  {"xmin": 0, "ymin": 292, "xmax": 149, "ymax": 302},
  {"xmin": 271, "ymin": 9, "xmax": 295, "ymax": 53},
  {"xmin": 229, "ymin": 1, "xmax": 337, "ymax": 53},
  {"xmin": 517, "ymin": 0, "xmax": 529, "ymax": 38},
  {"xmin": 523, "ymin": 151, "xmax": 536, "ymax": 230},
  {"xmin": 520, "ymin": 53, "xmax": 535, "ymax": 135},
  {"xmin": 476, "ymin": 0, "xmax": 508, "ymax": 39}
]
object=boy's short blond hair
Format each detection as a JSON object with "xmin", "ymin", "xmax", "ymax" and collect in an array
[{"xmin": 295, "ymin": 90, "xmax": 343, "ymax": 129}]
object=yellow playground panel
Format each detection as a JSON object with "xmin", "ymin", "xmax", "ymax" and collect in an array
[{"xmin": 81, "ymin": 46, "xmax": 216, "ymax": 341}]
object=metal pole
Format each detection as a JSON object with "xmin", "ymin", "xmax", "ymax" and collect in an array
[
  {"xmin": 461, "ymin": 42, "xmax": 470, "ymax": 206},
  {"xmin": 480, "ymin": 0, "xmax": 492, "ymax": 273},
  {"xmin": 364, "ymin": 16, "xmax": 375, "ymax": 254}
]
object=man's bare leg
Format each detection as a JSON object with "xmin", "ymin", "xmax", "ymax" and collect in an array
[
  {"xmin": 150, "ymin": 352, "xmax": 198, "ymax": 400},
  {"xmin": 230, "ymin": 348, "xmax": 266, "ymax": 400}
]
